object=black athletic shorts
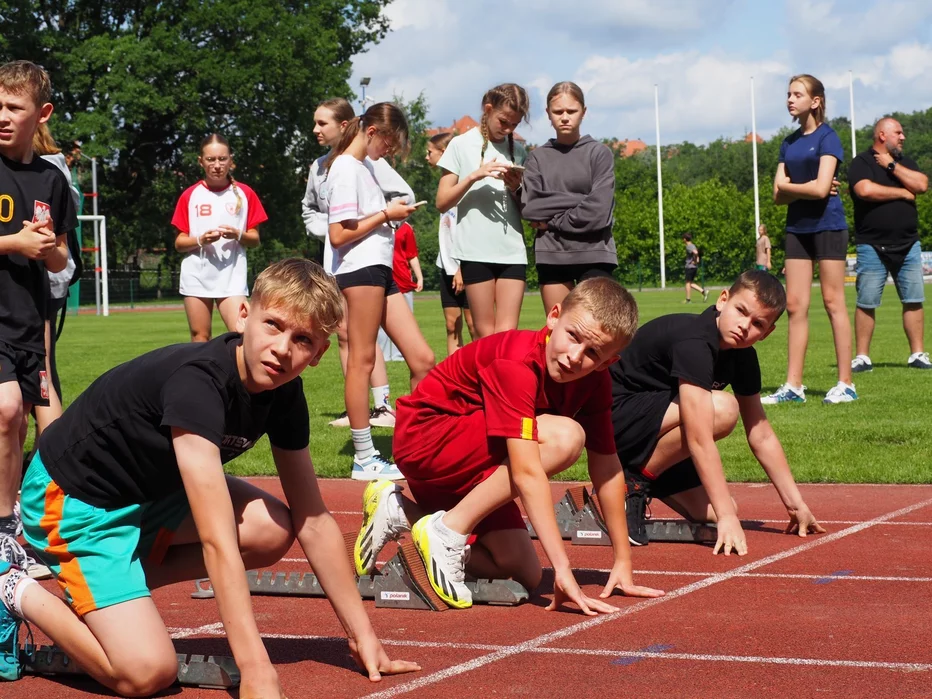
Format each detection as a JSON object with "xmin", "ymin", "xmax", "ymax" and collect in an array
[
  {"xmin": 536, "ymin": 263, "xmax": 616, "ymax": 286},
  {"xmin": 684, "ymin": 267, "xmax": 698, "ymax": 282},
  {"xmin": 459, "ymin": 261, "xmax": 527, "ymax": 285},
  {"xmin": 0, "ymin": 342, "xmax": 49, "ymax": 408},
  {"xmin": 335, "ymin": 264, "xmax": 399, "ymax": 296},
  {"xmin": 784, "ymin": 229, "xmax": 848, "ymax": 261},
  {"xmin": 439, "ymin": 273, "xmax": 470, "ymax": 309}
]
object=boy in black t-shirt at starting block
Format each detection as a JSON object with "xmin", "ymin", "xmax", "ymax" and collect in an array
[
  {"xmin": 0, "ymin": 259, "xmax": 419, "ymax": 695},
  {"xmin": 611, "ymin": 270, "xmax": 825, "ymax": 555}
]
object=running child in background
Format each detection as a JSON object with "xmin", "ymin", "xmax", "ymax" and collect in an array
[
  {"xmin": 303, "ymin": 98, "xmax": 412, "ymax": 428},
  {"xmin": 521, "ymin": 81, "xmax": 617, "ymax": 312},
  {"xmin": 682, "ymin": 233, "xmax": 709, "ymax": 303},
  {"xmin": 613, "ymin": 271, "xmax": 824, "ymax": 555},
  {"xmin": 172, "ymin": 134, "xmax": 266, "ymax": 343},
  {"xmin": 763, "ymin": 74, "xmax": 856, "ymax": 406},
  {"xmin": 0, "ymin": 259, "xmax": 420, "ymax": 694},
  {"xmin": 377, "ymin": 221, "xmax": 424, "ymax": 362},
  {"xmin": 436, "ymin": 84, "xmax": 529, "ymax": 338},
  {"xmin": 0, "ymin": 61, "xmax": 75, "ymax": 574},
  {"xmin": 353, "ymin": 278, "xmax": 664, "ymax": 611},
  {"xmin": 426, "ymin": 132, "xmax": 474, "ymax": 356},
  {"xmin": 327, "ymin": 103, "xmax": 435, "ymax": 480}
]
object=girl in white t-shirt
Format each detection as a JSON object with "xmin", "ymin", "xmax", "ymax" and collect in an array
[
  {"xmin": 172, "ymin": 134, "xmax": 267, "ymax": 342},
  {"xmin": 303, "ymin": 98, "xmax": 414, "ymax": 429},
  {"xmin": 426, "ymin": 131, "xmax": 474, "ymax": 355},
  {"xmin": 435, "ymin": 83, "xmax": 530, "ymax": 338},
  {"xmin": 327, "ymin": 103, "xmax": 435, "ymax": 480}
]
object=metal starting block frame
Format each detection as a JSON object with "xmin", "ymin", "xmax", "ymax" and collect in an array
[
  {"xmin": 192, "ymin": 544, "xmax": 528, "ymax": 611},
  {"xmin": 528, "ymin": 485, "xmax": 718, "ymax": 546},
  {"xmin": 21, "ymin": 645, "xmax": 240, "ymax": 689}
]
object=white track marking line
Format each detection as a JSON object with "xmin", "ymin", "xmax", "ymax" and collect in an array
[
  {"xmin": 163, "ymin": 628, "xmax": 932, "ymax": 673},
  {"xmin": 360, "ymin": 495, "xmax": 932, "ymax": 698}
]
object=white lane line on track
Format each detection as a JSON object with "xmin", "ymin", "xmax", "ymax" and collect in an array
[
  {"xmin": 163, "ymin": 629, "xmax": 932, "ymax": 673},
  {"xmin": 360, "ymin": 495, "xmax": 932, "ymax": 698}
]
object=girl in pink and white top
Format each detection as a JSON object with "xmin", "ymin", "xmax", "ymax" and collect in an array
[{"xmin": 172, "ymin": 133, "xmax": 267, "ymax": 342}]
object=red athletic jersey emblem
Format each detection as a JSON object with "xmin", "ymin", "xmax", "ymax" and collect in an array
[
  {"xmin": 33, "ymin": 200, "xmax": 51, "ymax": 224},
  {"xmin": 225, "ymin": 202, "xmax": 238, "ymax": 216}
]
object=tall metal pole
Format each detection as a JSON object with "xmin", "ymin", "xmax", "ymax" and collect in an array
[
  {"xmin": 91, "ymin": 157, "xmax": 100, "ymax": 315},
  {"xmin": 849, "ymin": 70, "xmax": 857, "ymax": 157},
  {"xmin": 654, "ymin": 84, "xmax": 666, "ymax": 289},
  {"xmin": 751, "ymin": 77, "xmax": 761, "ymax": 240}
]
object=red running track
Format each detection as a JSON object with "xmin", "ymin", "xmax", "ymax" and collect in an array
[{"xmin": 9, "ymin": 480, "xmax": 932, "ymax": 698}]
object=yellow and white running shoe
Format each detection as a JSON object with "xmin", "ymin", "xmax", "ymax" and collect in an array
[
  {"xmin": 411, "ymin": 512, "xmax": 472, "ymax": 609},
  {"xmin": 354, "ymin": 480, "xmax": 405, "ymax": 576}
]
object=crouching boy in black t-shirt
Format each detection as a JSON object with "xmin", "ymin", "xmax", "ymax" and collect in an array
[
  {"xmin": 0, "ymin": 259, "xmax": 419, "ymax": 695},
  {"xmin": 611, "ymin": 270, "xmax": 824, "ymax": 556}
]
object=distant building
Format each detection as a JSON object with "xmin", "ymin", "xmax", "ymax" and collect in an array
[
  {"xmin": 428, "ymin": 115, "xmax": 525, "ymax": 142},
  {"xmin": 744, "ymin": 132, "xmax": 764, "ymax": 144},
  {"xmin": 609, "ymin": 138, "xmax": 648, "ymax": 158}
]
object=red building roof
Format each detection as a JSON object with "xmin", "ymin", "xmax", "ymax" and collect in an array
[{"xmin": 428, "ymin": 115, "xmax": 525, "ymax": 142}]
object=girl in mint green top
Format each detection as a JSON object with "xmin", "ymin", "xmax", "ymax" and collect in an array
[{"xmin": 436, "ymin": 83, "xmax": 530, "ymax": 338}]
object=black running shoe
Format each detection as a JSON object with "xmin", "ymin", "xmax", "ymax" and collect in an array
[{"xmin": 625, "ymin": 474, "xmax": 651, "ymax": 546}]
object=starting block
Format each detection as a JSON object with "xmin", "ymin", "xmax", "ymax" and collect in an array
[
  {"xmin": 192, "ymin": 534, "xmax": 528, "ymax": 611},
  {"xmin": 21, "ymin": 645, "xmax": 239, "ymax": 689},
  {"xmin": 528, "ymin": 485, "xmax": 718, "ymax": 546}
]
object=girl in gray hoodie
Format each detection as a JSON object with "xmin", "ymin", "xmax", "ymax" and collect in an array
[{"xmin": 521, "ymin": 82, "xmax": 618, "ymax": 312}]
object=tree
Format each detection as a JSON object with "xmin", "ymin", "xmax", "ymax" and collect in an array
[{"xmin": 0, "ymin": 0, "xmax": 391, "ymax": 271}]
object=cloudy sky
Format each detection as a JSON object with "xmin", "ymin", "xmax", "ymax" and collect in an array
[{"xmin": 348, "ymin": 0, "xmax": 932, "ymax": 145}]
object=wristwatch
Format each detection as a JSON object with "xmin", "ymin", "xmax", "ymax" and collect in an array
[{"xmin": 887, "ymin": 161, "xmax": 897, "ymax": 174}]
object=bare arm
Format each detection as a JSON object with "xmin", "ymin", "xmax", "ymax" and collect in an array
[
  {"xmin": 273, "ymin": 445, "xmax": 419, "ymax": 680},
  {"xmin": 891, "ymin": 163, "xmax": 929, "ymax": 195},
  {"xmin": 777, "ymin": 155, "xmax": 838, "ymax": 200},
  {"xmin": 773, "ymin": 163, "xmax": 796, "ymax": 205},
  {"xmin": 435, "ymin": 163, "xmax": 509, "ymax": 213},
  {"xmin": 329, "ymin": 200, "xmax": 416, "ymax": 248},
  {"xmin": 44, "ymin": 232, "xmax": 68, "ymax": 273},
  {"xmin": 409, "ymin": 256, "xmax": 423, "ymax": 292},
  {"xmin": 853, "ymin": 180, "xmax": 916, "ymax": 202},
  {"xmin": 173, "ymin": 429, "xmax": 275, "ymax": 682},
  {"xmin": 737, "ymin": 395, "xmax": 824, "ymax": 536}
]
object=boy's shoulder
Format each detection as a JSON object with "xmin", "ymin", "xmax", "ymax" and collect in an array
[{"xmin": 638, "ymin": 309, "xmax": 718, "ymax": 349}]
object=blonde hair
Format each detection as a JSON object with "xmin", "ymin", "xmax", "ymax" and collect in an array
[
  {"xmin": 326, "ymin": 102, "xmax": 409, "ymax": 171},
  {"xmin": 789, "ymin": 74, "xmax": 826, "ymax": 125},
  {"xmin": 317, "ymin": 97, "xmax": 355, "ymax": 124},
  {"xmin": 252, "ymin": 258, "xmax": 344, "ymax": 335},
  {"xmin": 200, "ymin": 133, "xmax": 243, "ymax": 216},
  {"xmin": 0, "ymin": 60, "xmax": 51, "ymax": 106},
  {"xmin": 561, "ymin": 277, "xmax": 638, "ymax": 343},
  {"xmin": 546, "ymin": 81, "xmax": 585, "ymax": 110},
  {"xmin": 33, "ymin": 123, "xmax": 61, "ymax": 156},
  {"xmin": 478, "ymin": 83, "xmax": 530, "ymax": 165},
  {"xmin": 429, "ymin": 131, "xmax": 454, "ymax": 150}
]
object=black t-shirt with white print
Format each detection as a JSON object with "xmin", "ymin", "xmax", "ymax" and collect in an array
[
  {"xmin": 0, "ymin": 153, "xmax": 78, "ymax": 352},
  {"xmin": 37, "ymin": 333, "xmax": 310, "ymax": 508},
  {"xmin": 611, "ymin": 305, "xmax": 762, "ymax": 401}
]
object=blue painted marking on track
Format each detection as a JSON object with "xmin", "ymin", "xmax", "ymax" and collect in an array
[
  {"xmin": 813, "ymin": 569, "xmax": 855, "ymax": 585},
  {"xmin": 611, "ymin": 644, "xmax": 675, "ymax": 667}
]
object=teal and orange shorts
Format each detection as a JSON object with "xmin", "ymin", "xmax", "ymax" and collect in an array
[{"xmin": 21, "ymin": 453, "xmax": 190, "ymax": 616}]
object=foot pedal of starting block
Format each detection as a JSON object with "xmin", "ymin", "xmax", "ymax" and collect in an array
[
  {"xmin": 570, "ymin": 487, "xmax": 611, "ymax": 546},
  {"xmin": 527, "ymin": 485, "xmax": 589, "ymax": 540},
  {"xmin": 20, "ymin": 645, "xmax": 240, "ymax": 689},
  {"xmin": 192, "ymin": 570, "xmax": 379, "ymax": 600},
  {"xmin": 646, "ymin": 520, "xmax": 717, "ymax": 544}
]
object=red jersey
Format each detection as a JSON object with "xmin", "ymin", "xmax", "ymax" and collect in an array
[
  {"xmin": 395, "ymin": 327, "xmax": 615, "ymax": 455},
  {"xmin": 392, "ymin": 222, "xmax": 419, "ymax": 293}
]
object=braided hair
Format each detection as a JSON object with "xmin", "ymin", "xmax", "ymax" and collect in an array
[
  {"xmin": 478, "ymin": 83, "xmax": 530, "ymax": 166},
  {"xmin": 200, "ymin": 133, "xmax": 243, "ymax": 215}
]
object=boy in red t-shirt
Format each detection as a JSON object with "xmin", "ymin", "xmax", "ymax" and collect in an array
[
  {"xmin": 378, "ymin": 222, "xmax": 424, "ymax": 362},
  {"xmin": 353, "ymin": 278, "xmax": 664, "ymax": 611}
]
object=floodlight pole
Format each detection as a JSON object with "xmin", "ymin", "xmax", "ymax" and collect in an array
[
  {"xmin": 751, "ymin": 77, "xmax": 761, "ymax": 239},
  {"xmin": 654, "ymin": 84, "xmax": 666, "ymax": 289},
  {"xmin": 849, "ymin": 70, "xmax": 857, "ymax": 157}
]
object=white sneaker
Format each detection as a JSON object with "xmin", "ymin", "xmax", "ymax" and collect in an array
[
  {"xmin": 351, "ymin": 452, "xmax": 404, "ymax": 481},
  {"xmin": 823, "ymin": 381, "xmax": 858, "ymax": 404},
  {"xmin": 761, "ymin": 383, "xmax": 807, "ymax": 404},
  {"xmin": 851, "ymin": 355, "xmax": 873, "ymax": 373},
  {"xmin": 353, "ymin": 480, "xmax": 407, "ymax": 576},
  {"xmin": 368, "ymin": 405, "xmax": 396, "ymax": 428},
  {"xmin": 0, "ymin": 534, "xmax": 33, "ymax": 570},
  {"xmin": 411, "ymin": 512, "xmax": 472, "ymax": 609},
  {"xmin": 908, "ymin": 352, "xmax": 932, "ymax": 370},
  {"xmin": 328, "ymin": 410, "xmax": 350, "ymax": 428}
]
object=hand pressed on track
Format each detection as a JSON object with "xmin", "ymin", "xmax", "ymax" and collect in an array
[
  {"xmin": 712, "ymin": 514, "xmax": 747, "ymax": 556},
  {"xmin": 785, "ymin": 504, "xmax": 826, "ymax": 538},
  {"xmin": 546, "ymin": 568, "xmax": 619, "ymax": 615},
  {"xmin": 599, "ymin": 563, "xmax": 665, "ymax": 600},
  {"xmin": 349, "ymin": 634, "xmax": 421, "ymax": 682}
]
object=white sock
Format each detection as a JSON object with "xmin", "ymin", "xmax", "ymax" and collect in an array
[
  {"xmin": 352, "ymin": 427, "xmax": 376, "ymax": 460},
  {"xmin": 908, "ymin": 351, "xmax": 925, "ymax": 362},
  {"xmin": 371, "ymin": 385, "xmax": 391, "ymax": 409},
  {"xmin": 387, "ymin": 493, "xmax": 410, "ymax": 532},
  {"xmin": 788, "ymin": 383, "xmax": 804, "ymax": 393},
  {"xmin": 434, "ymin": 512, "xmax": 468, "ymax": 548},
  {"xmin": 855, "ymin": 354, "xmax": 871, "ymax": 362}
]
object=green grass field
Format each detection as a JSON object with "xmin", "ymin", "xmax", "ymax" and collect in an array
[{"xmin": 51, "ymin": 284, "xmax": 932, "ymax": 483}]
